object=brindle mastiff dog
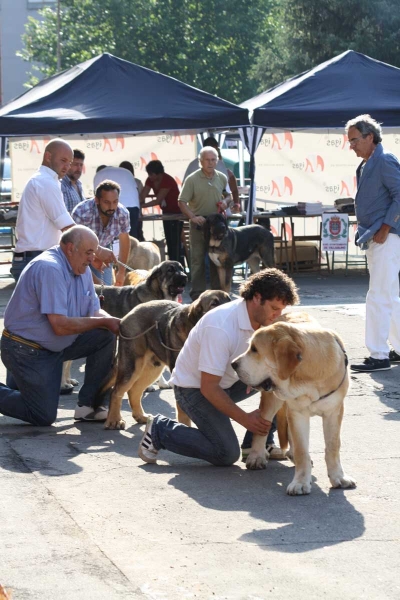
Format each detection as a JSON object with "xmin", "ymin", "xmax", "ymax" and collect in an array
[
  {"xmin": 95, "ymin": 260, "xmax": 187, "ymax": 318},
  {"xmin": 204, "ymin": 213, "xmax": 275, "ymax": 292},
  {"xmin": 103, "ymin": 290, "xmax": 231, "ymax": 429}
]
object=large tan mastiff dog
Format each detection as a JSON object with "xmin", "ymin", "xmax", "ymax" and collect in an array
[{"xmin": 232, "ymin": 312, "xmax": 356, "ymax": 495}]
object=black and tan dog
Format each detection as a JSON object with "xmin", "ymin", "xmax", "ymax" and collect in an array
[
  {"xmin": 102, "ymin": 290, "xmax": 231, "ymax": 429},
  {"xmin": 95, "ymin": 260, "xmax": 187, "ymax": 318},
  {"xmin": 204, "ymin": 213, "xmax": 275, "ymax": 292}
]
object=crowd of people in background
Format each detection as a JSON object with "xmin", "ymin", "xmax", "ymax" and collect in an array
[{"xmin": 10, "ymin": 135, "xmax": 241, "ymax": 294}]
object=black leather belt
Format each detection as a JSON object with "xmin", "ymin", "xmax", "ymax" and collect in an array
[{"xmin": 13, "ymin": 250, "xmax": 44, "ymax": 257}]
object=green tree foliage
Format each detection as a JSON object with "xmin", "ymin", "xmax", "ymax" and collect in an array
[
  {"xmin": 251, "ymin": 0, "xmax": 400, "ymax": 92},
  {"xmin": 18, "ymin": 0, "xmax": 273, "ymax": 103}
]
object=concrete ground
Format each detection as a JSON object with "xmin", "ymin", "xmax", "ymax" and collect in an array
[{"xmin": 0, "ymin": 266, "xmax": 400, "ymax": 600}]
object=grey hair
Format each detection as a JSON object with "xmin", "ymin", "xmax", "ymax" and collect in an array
[
  {"xmin": 198, "ymin": 146, "xmax": 218, "ymax": 161},
  {"xmin": 60, "ymin": 225, "xmax": 98, "ymax": 248},
  {"xmin": 345, "ymin": 114, "xmax": 382, "ymax": 144}
]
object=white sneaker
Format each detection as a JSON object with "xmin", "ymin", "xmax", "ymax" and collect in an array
[
  {"xmin": 74, "ymin": 405, "xmax": 108, "ymax": 422},
  {"xmin": 138, "ymin": 416, "xmax": 158, "ymax": 463}
]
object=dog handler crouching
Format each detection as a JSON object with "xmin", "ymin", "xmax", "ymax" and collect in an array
[
  {"xmin": 0, "ymin": 226, "xmax": 120, "ymax": 426},
  {"xmin": 138, "ymin": 269, "xmax": 299, "ymax": 466}
]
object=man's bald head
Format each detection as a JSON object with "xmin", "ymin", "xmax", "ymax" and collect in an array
[
  {"xmin": 60, "ymin": 225, "xmax": 99, "ymax": 276},
  {"xmin": 42, "ymin": 139, "xmax": 73, "ymax": 179}
]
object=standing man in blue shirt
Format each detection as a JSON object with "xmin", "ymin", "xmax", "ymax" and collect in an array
[
  {"xmin": 346, "ymin": 114, "xmax": 400, "ymax": 372},
  {"xmin": 0, "ymin": 225, "xmax": 120, "ymax": 425}
]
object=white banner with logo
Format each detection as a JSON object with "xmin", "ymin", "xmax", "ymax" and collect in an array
[
  {"xmin": 9, "ymin": 133, "xmax": 196, "ymax": 201},
  {"xmin": 255, "ymin": 128, "xmax": 400, "ymax": 256},
  {"xmin": 321, "ymin": 213, "xmax": 349, "ymax": 252},
  {"xmin": 9, "ymin": 133, "xmax": 196, "ymax": 239},
  {"xmin": 255, "ymin": 128, "xmax": 400, "ymax": 211}
]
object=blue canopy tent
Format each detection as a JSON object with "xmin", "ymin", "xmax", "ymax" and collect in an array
[
  {"xmin": 0, "ymin": 53, "xmax": 249, "ymax": 136},
  {"xmin": 241, "ymin": 50, "xmax": 400, "ymax": 221}
]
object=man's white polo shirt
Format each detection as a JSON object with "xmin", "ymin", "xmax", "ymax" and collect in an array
[
  {"xmin": 15, "ymin": 165, "xmax": 74, "ymax": 252},
  {"xmin": 170, "ymin": 298, "xmax": 254, "ymax": 389}
]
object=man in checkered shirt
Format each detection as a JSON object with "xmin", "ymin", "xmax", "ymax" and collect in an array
[
  {"xmin": 72, "ymin": 180, "xmax": 130, "ymax": 286},
  {"xmin": 61, "ymin": 149, "xmax": 85, "ymax": 213}
]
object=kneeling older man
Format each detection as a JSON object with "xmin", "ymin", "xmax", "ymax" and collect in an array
[{"xmin": 0, "ymin": 225, "xmax": 120, "ymax": 426}]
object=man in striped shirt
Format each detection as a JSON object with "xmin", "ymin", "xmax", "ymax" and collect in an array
[{"xmin": 61, "ymin": 149, "xmax": 85, "ymax": 213}]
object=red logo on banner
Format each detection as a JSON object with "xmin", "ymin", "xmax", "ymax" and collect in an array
[
  {"xmin": 271, "ymin": 132, "xmax": 293, "ymax": 150},
  {"xmin": 305, "ymin": 155, "xmax": 325, "ymax": 172},
  {"xmin": 271, "ymin": 176, "xmax": 293, "ymax": 197},
  {"xmin": 140, "ymin": 152, "xmax": 159, "ymax": 169},
  {"xmin": 30, "ymin": 138, "xmax": 51, "ymax": 153},
  {"xmin": 340, "ymin": 176, "xmax": 357, "ymax": 196},
  {"xmin": 102, "ymin": 136, "xmax": 125, "ymax": 152}
]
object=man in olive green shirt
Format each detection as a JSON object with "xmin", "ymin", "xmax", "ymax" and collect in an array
[{"xmin": 178, "ymin": 147, "xmax": 232, "ymax": 300}]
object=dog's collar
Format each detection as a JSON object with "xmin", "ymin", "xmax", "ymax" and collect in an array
[{"xmin": 318, "ymin": 341, "xmax": 348, "ymax": 401}]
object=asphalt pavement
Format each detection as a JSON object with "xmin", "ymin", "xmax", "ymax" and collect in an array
[{"xmin": 1, "ymin": 267, "xmax": 399, "ymax": 600}]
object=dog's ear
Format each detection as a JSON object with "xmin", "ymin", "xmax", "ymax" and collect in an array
[
  {"xmin": 203, "ymin": 216, "xmax": 211, "ymax": 244},
  {"xmin": 146, "ymin": 263, "xmax": 161, "ymax": 291},
  {"xmin": 188, "ymin": 295, "xmax": 205, "ymax": 323},
  {"xmin": 274, "ymin": 336, "xmax": 303, "ymax": 380}
]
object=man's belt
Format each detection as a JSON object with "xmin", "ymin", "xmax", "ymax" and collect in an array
[
  {"xmin": 2, "ymin": 328, "xmax": 44, "ymax": 350},
  {"xmin": 13, "ymin": 250, "xmax": 44, "ymax": 257}
]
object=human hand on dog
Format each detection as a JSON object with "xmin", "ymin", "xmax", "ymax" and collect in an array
[
  {"xmin": 114, "ymin": 269, "xmax": 125, "ymax": 287},
  {"xmin": 191, "ymin": 215, "xmax": 205, "ymax": 227},
  {"xmin": 95, "ymin": 246, "xmax": 117, "ymax": 266},
  {"xmin": 103, "ymin": 316, "xmax": 121, "ymax": 335},
  {"xmin": 243, "ymin": 409, "xmax": 272, "ymax": 435}
]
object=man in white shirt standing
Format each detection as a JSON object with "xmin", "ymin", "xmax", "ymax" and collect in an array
[{"xmin": 11, "ymin": 139, "xmax": 75, "ymax": 282}]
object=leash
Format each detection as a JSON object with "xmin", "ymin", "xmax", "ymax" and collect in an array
[
  {"xmin": 115, "ymin": 259, "xmax": 136, "ymax": 273},
  {"xmin": 99, "ymin": 270, "xmax": 105, "ymax": 309},
  {"xmin": 119, "ymin": 318, "xmax": 182, "ymax": 352},
  {"xmin": 318, "ymin": 340, "xmax": 348, "ymax": 400}
]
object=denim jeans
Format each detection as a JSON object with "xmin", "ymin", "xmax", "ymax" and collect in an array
[
  {"xmin": 90, "ymin": 263, "xmax": 113, "ymax": 285},
  {"xmin": 10, "ymin": 250, "xmax": 43, "ymax": 283},
  {"xmin": 0, "ymin": 328, "xmax": 116, "ymax": 426},
  {"xmin": 151, "ymin": 380, "xmax": 275, "ymax": 466}
]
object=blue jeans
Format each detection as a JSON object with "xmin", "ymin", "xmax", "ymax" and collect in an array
[
  {"xmin": 0, "ymin": 328, "xmax": 116, "ymax": 426},
  {"xmin": 10, "ymin": 250, "xmax": 43, "ymax": 283},
  {"xmin": 151, "ymin": 380, "xmax": 275, "ymax": 466},
  {"xmin": 90, "ymin": 263, "xmax": 113, "ymax": 285}
]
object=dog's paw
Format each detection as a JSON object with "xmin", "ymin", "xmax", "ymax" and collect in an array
[
  {"xmin": 286, "ymin": 479, "xmax": 312, "ymax": 495},
  {"xmin": 69, "ymin": 378, "xmax": 79, "ymax": 387},
  {"xmin": 330, "ymin": 473, "xmax": 357, "ymax": 489},
  {"xmin": 246, "ymin": 451, "xmax": 269, "ymax": 470},
  {"xmin": 145, "ymin": 385, "xmax": 156, "ymax": 393},
  {"xmin": 133, "ymin": 413, "xmax": 148, "ymax": 425},
  {"xmin": 104, "ymin": 417, "xmax": 126, "ymax": 430}
]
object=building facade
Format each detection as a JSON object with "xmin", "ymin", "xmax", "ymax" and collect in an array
[{"xmin": 0, "ymin": 0, "xmax": 56, "ymax": 106}]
